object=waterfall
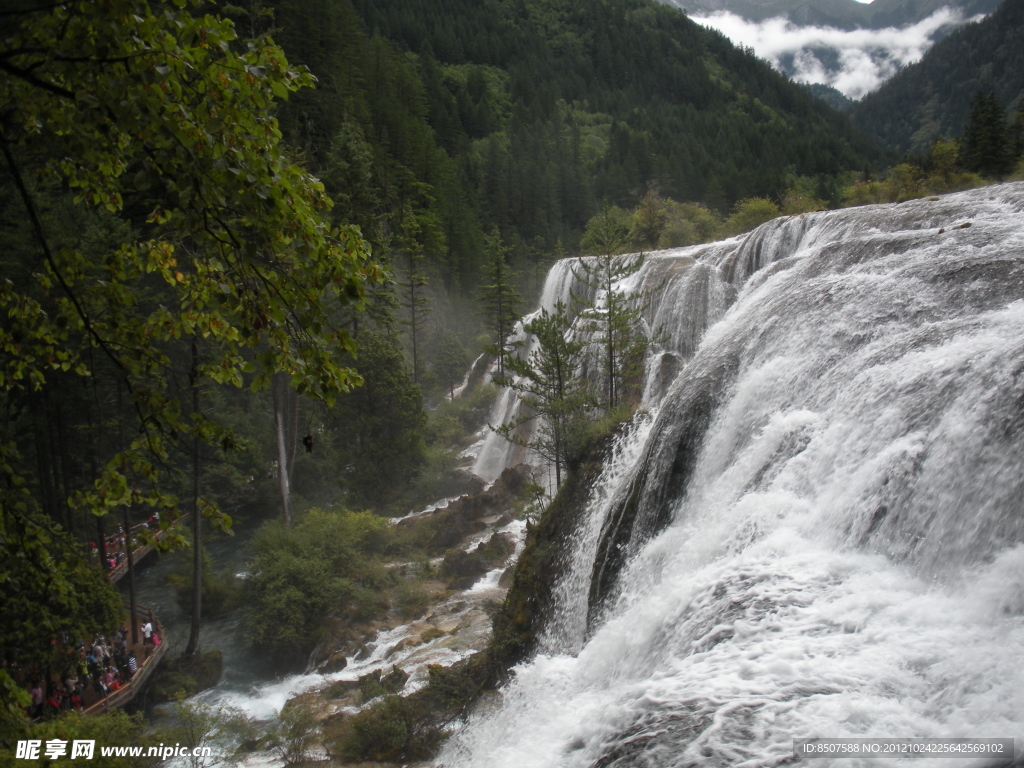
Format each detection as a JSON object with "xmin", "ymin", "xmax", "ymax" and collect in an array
[{"xmin": 438, "ymin": 183, "xmax": 1024, "ymax": 767}]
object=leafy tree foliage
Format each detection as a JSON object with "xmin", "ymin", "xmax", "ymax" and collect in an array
[
  {"xmin": 1, "ymin": 0, "xmax": 378, "ymax": 514},
  {"xmin": 721, "ymin": 198, "xmax": 782, "ymax": 237},
  {"xmin": 243, "ymin": 508, "xmax": 392, "ymax": 667},
  {"xmin": 0, "ymin": 509, "xmax": 122, "ymax": 668},
  {"xmin": 0, "ymin": 0, "xmax": 381, "ymax": 698},
  {"xmin": 1, "ymin": 710, "xmax": 155, "ymax": 768},
  {"xmin": 0, "ymin": 505, "xmax": 123, "ymax": 742},
  {"xmin": 657, "ymin": 201, "xmax": 723, "ymax": 247}
]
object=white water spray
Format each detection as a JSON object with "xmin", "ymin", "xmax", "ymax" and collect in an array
[{"xmin": 438, "ymin": 183, "xmax": 1024, "ymax": 767}]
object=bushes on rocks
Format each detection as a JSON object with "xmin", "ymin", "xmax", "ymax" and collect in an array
[{"xmin": 150, "ymin": 650, "xmax": 224, "ymax": 703}]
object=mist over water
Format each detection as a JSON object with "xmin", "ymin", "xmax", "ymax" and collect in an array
[{"xmin": 437, "ymin": 184, "xmax": 1024, "ymax": 767}]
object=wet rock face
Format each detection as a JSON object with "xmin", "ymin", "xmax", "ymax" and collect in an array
[
  {"xmin": 321, "ymin": 651, "xmax": 348, "ymax": 674},
  {"xmin": 490, "ymin": 438, "xmax": 617, "ymax": 671},
  {"xmin": 358, "ymin": 666, "xmax": 410, "ymax": 702},
  {"xmin": 397, "ymin": 464, "xmax": 533, "ymax": 555},
  {"xmin": 428, "ymin": 468, "xmax": 486, "ymax": 504},
  {"xmin": 442, "ymin": 532, "xmax": 518, "ymax": 589}
]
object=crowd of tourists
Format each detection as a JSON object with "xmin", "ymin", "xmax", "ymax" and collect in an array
[
  {"xmin": 24, "ymin": 622, "xmax": 160, "ymax": 719},
  {"xmin": 89, "ymin": 514, "xmax": 161, "ymax": 572}
]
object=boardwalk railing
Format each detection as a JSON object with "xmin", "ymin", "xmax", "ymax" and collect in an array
[
  {"xmin": 83, "ymin": 605, "xmax": 167, "ymax": 717},
  {"xmin": 106, "ymin": 528, "xmax": 165, "ymax": 583}
]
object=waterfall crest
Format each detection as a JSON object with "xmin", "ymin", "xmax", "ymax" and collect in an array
[{"xmin": 439, "ymin": 183, "xmax": 1024, "ymax": 767}]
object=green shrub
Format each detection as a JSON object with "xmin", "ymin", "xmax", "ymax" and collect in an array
[
  {"xmin": 337, "ymin": 695, "xmax": 414, "ymax": 762},
  {"xmin": 392, "ymin": 580, "xmax": 430, "ymax": 618},
  {"xmin": 6, "ymin": 711, "xmax": 154, "ymax": 768},
  {"xmin": 244, "ymin": 508, "xmax": 396, "ymax": 668},
  {"xmin": 721, "ymin": 197, "xmax": 781, "ymax": 237},
  {"xmin": 657, "ymin": 200, "xmax": 722, "ymax": 247},
  {"xmin": 150, "ymin": 651, "xmax": 225, "ymax": 703},
  {"xmin": 269, "ymin": 700, "xmax": 319, "ymax": 766}
]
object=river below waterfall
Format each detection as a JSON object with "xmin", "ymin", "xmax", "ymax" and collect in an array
[
  {"xmin": 124, "ymin": 520, "xmax": 276, "ymax": 715},
  {"xmin": 436, "ymin": 183, "xmax": 1024, "ymax": 768},
  {"xmin": 130, "ymin": 501, "xmax": 526, "ymax": 725}
]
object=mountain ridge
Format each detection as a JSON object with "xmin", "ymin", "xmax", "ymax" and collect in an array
[
  {"xmin": 658, "ymin": 0, "xmax": 998, "ymax": 29},
  {"xmin": 849, "ymin": 0, "xmax": 1024, "ymax": 153}
]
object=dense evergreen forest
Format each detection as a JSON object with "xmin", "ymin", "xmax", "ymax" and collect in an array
[
  {"xmin": 850, "ymin": 0, "xmax": 1024, "ymax": 154},
  {"xmin": 267, "ymin": 0, "xmax": 883, "ymax": 291}
]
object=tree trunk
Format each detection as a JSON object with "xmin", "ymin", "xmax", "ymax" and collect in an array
[
  {"xmin": 123, "ymin": 508, "xmax": 138, "ymax": 645},
  {"xmin": 96, "ymin": 514, "xmax": 108, "ymax": 572},
  {"xmin": 54, "ymin": 401, "xmax": 75, "ymax": 535},
  {"xmin": 185, "ymin": 336, "xmax": 202, "ymax": 657},
  {"xmin": 87, "ymin": 434, "xmax": 108, "ymax": 570},
  {"xmin": 33, "ymin": 397, "xmax": 57, "ymax": 523},
  {"xmin": 288, "ymin": 386, "xmax": 298, "ymax": 483},
  {"xmin": 272, "ymin": 372, "xmax": 292, "ymax": 526}
]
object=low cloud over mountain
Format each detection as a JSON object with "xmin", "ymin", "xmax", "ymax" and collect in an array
[{"xmin": 692, "ymin": 6, "xmax": 980, "ymax": 98}]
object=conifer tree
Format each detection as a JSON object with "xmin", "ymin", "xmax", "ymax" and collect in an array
[
  {"xmin": 961, "ymin": 91, "xmax": 1012, "ymax": 178},
  {"xmin": 476, "ymin": 229, "xmax": 522, "ymax": 379},
  {"xmin": 434, "ymin": 329, "xmax": 470, "ymax": 399},
  {"xmin": 401, "ymin": 252, "xmax": 431, "ymax": 384},
  {"xmin": 574, "ymin": 208, "xmax": 654, "ymax": 411},
  {"xmin": 495, "ymin": 302, "xmax": 592, "ymax": 489}
]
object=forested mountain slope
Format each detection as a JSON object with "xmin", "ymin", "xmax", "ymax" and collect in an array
[
  {"xmin": 265, "ymin": 0, "xmax": 882, "ymax": 289},
  {"xmin": 849, "ymin": 0, "xmax": 1024, "ymax": 154}
]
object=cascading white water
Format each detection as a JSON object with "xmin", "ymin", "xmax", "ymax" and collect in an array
[
  {"xmin": 438, "ymin": 183, "xmax": 1024, "ymax": 767},
  {"xmin": 538, "ymin": 412, "xmax": 656, "ymax": 656},
  {"xmin": 471, "ymin": 233, "xmax": 737, "ymax": 484}
]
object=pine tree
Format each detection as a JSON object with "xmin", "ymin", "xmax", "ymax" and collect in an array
[
  {"xmin": 399, "ymin": 253, "xmax": 431, "ymax": 384},
  {"xmin": 434, "ymin": 329, "xmax": 470, "ymax": 399},
  {"xmin": 332, "ymin": 331, "xmax": 426, "ymax": 509},
  {"xmin": 573, "ymin": 208, "xmax": 654, "ymax": 410},
  {"xmin": 476, "ymin": 229, "xmax": 522, "ymax": 379},
  {"xmin": 495, "ymin": 302, "xmax": 592, "ymax": 489},
  {"xmin": 392, "ymin": 203, "xmax": 433, "ymax": 384},
  {"xmin": 961, "ymin": 91, "xmax": 1012, "ymax": 178}
]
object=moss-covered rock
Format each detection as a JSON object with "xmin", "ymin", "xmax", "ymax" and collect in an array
[
  {"xmin": 396, "ymin": 465, "xmax": 533, "ymax": 555},
  {"xmin": 321, "ymin": 651, "xmax": 348, "ymax": 674},
  {"xmin": 441, "ymin": 531, "xmax": 517, "ymax": 589},
  {"xmin": 489, "ymin": 444, "xmax": 610, "ymax": 672},
  {"xmin": 328, "ymin": 654, "xmax": 492, "ymax": 764},
  {"xmin": 358, "ymin": 666, "xmax": 409, "ymax": 703}
]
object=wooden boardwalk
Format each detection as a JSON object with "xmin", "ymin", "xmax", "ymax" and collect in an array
[
  {"xmin": 107, "ymin": 533, "xmax": 163, "ymax": 583},
  {"xmin": 82, "ymin": 605, "xmax": 167, "ymax": 717}
]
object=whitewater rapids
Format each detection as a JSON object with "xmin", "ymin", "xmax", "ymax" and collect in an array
[{"xmin": 439, "ymin": 183, "xmax": 1024, "ymax": 768}]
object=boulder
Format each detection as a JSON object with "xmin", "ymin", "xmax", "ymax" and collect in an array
[{"xmin": 320, "ymin": 651, "xmax": 348, "ymax": 674}]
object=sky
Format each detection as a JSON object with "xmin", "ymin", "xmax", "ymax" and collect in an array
[{"xmin": 691, "ymin": 7, "xmax": 979, "ymax": 98}]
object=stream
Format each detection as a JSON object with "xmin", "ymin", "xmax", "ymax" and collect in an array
[{"xmin": 127, "ymin": 500, "xmax": 525, "ymax": 724}]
